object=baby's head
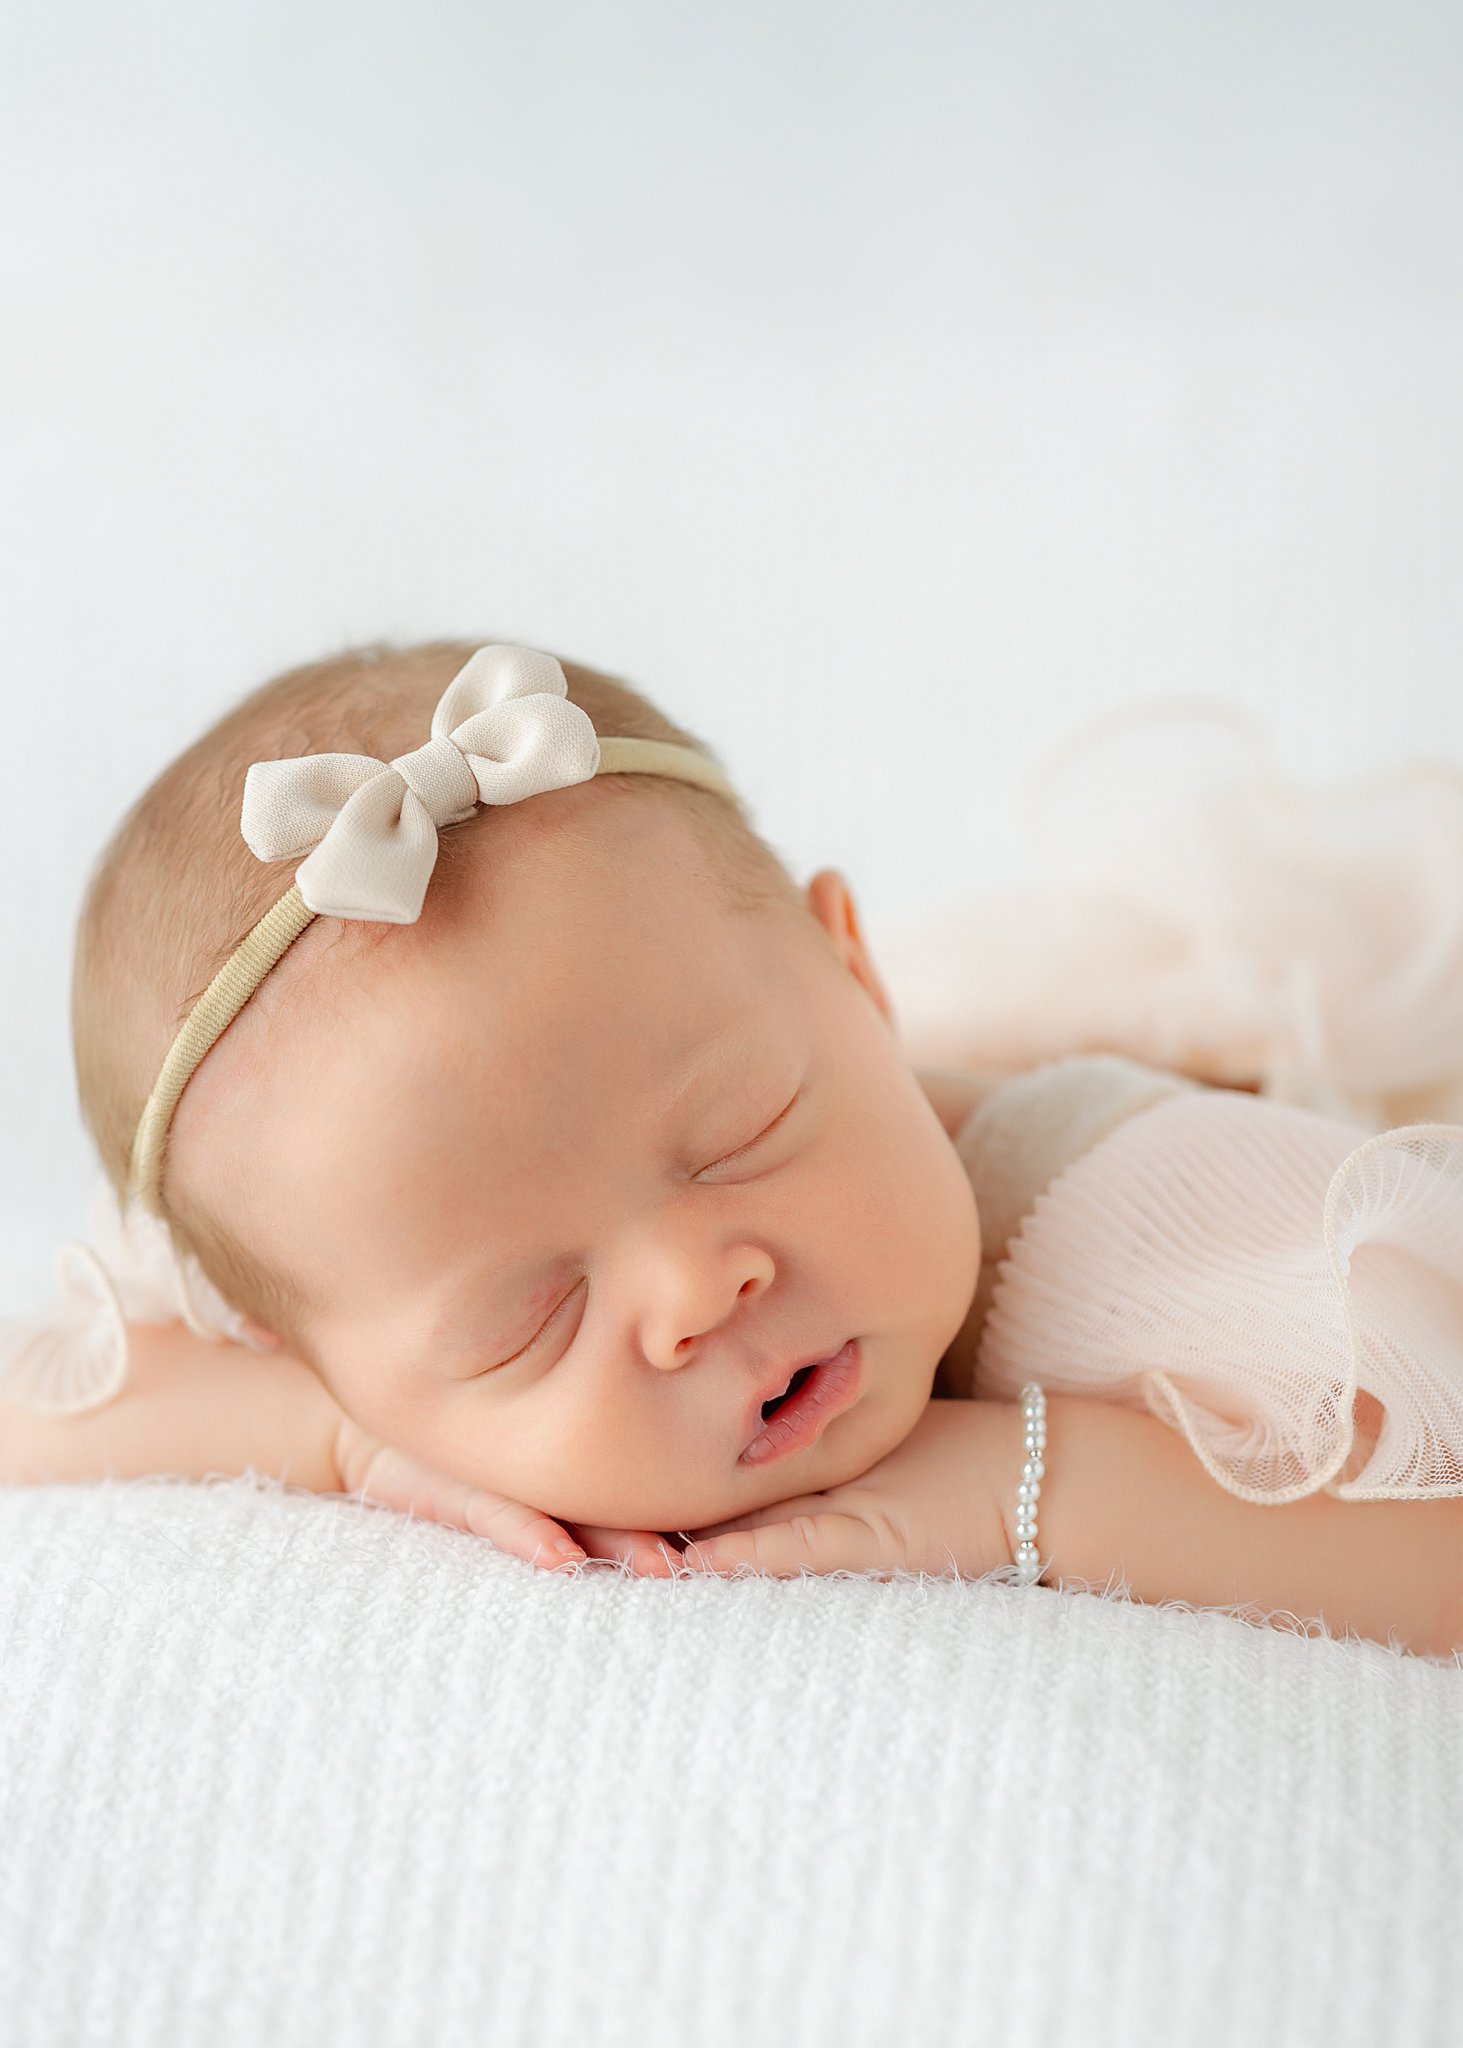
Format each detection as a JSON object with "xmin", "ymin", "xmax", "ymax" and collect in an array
[{"xmin": 72, "ymin": 641, "xmax": 980, "ymax": 1531}]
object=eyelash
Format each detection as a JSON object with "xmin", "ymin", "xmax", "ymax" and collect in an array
[
  {"xmin": 695, "ymin": 1087, "xmax": 803, "ymax": 1178},
  {"xmin": 483, "ymin": 1088, "xmax": 804, "ymax": 1373}
]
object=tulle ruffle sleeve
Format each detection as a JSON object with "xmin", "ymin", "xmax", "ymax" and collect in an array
[
  {"xmin": 0, "ymin": 1179, "xmax": 259, "ymax": 1417},
  {"xmin": 975, "ymin": 1087, "xmax": 1463, "ymax": 1504}
]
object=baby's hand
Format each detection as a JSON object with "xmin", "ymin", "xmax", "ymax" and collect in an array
[
  {"xmin": 331, "ymin": 1416, "xmax": 685, "ymax": 1576},
  {"xmin": 678, "ymin": 1398, "xmax": 1022, "ymax": 1580}
]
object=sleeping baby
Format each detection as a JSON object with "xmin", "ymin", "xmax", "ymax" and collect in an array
[{"xmin": 2, "ymin": 641, "xmax": 1460, "ymax": 1658}]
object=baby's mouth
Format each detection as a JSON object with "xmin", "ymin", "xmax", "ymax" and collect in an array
[
  {"xmin": 760, "ymin": 1362, "xmax": 818, "ymax": 1420},
  {"xmin": 739, "ymin": 1340, "xmax": 863, "ymax": 1466}
]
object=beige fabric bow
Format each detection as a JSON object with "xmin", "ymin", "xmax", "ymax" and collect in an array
[{"xmin": 241, "ymin": 643, "xmax": 600, "ymax": 922}]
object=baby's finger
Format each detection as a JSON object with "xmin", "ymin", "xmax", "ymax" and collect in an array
[
  {"xmin": 567, "ymin": 1525, "xmax": 686, "ymax": 1576},
  {"xmin": 337, "ymin": 1432, "xmax": 585, "ymax": 1570},
  {"xmin": 685, "ymin": 1510, "xmax": 902, "ymax": 1578},
  {"xmin": 689, "ymin": 1494, "xmax": 829, "ymax": 1540}
]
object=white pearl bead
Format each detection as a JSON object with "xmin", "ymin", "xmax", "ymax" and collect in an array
[{"xmin": 1011, "ymin": 1387, "xmax": 1048, "ymax": 1586}]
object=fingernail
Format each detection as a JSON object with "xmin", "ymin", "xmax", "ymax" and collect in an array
[{"xmin": 552, "ymin": 1539, "xmax": 583, "ymax": 1561}]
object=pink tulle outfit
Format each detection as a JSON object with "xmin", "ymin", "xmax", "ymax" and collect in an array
[
  {"xmin": 0, "ymin": 1181, "xmax": 261, "ymax": 1416},
  {"xmin": 891, "ymin": 702, "xmax": 1463, "ymax": 1131},
  {"xmin": 3, "ymin": 703, "xmax": 1463, "ymax": 1507},
  {"xmin": 913, "ymin": 705, "xmax": 1463, "ymax": 1504},
  {"xmin": 946, "ymin": 1067, "xmax": 1463, "ymax": 1503}
]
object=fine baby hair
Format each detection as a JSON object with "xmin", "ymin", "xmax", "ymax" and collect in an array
[{"xmin": 59, "ymin": 638, "xmax": 802, "ymax": 1411}]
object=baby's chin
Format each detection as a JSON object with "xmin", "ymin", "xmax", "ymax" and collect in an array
[{"xmin": 564, "ymin": 1374, "xmax": 927, "ymax": 1536}]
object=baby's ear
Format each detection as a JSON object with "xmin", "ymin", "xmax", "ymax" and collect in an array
[{"xmin": 803, "ymin": 869, "xmax": 896, "ymax": 1026}]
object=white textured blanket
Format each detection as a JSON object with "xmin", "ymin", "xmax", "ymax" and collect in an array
[{"xmin": 1, "ymin": 1474, "xmax": 1459, "ymax": 2048}]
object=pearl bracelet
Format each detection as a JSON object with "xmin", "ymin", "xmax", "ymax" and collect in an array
[{"xmin": 1012, "ymin": 1382, "xmax": 1048, "ymax": 1586}]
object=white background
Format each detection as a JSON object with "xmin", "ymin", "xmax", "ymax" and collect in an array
[{"xmin": 2, "ymin": 0, "xmax": 1460, "ymax": 1306}]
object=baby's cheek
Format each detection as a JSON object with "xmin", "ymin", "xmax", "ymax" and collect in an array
[
  {"xmin": 318, "ymin": 1349, "xmax": 514, "ymax": 1495},
  {"xmin": 937, "ymin": 1132, "xmax": 983, "ymax": 1297}
]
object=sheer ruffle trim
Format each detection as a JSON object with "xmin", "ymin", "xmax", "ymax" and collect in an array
[
  {"xmin": 976, "ymin": 1090, "xmax": 1463, "ymax": 1503},
  {"xmin": 887, "ymin": 702, "xmax": 1463, "ymax": 1134},
  {"xmin": 0, "ymin": 1180, "xmax": 260, "ymax": 1417}
]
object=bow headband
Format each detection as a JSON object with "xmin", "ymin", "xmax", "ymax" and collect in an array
[{"xmin": 127, "ymin": 642, "xmax": 738, "ymax": 1214}]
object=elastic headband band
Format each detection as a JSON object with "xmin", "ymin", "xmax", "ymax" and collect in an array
[{"xmin": 127, "ymin": 643, "xmax": 739, "ymax": 1215}]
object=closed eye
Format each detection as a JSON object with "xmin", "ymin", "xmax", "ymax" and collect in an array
[
  {"xmin": 481, "ymin": 1276, "xmax": 585, "ymax": 1374},
  {"xmin": 695, "ymin": 1086, "xmax": 804, "ymax": 1179},
  {"xmin": 479, "ymin": 1089, "xmax": 803, "ymax": 1376}
]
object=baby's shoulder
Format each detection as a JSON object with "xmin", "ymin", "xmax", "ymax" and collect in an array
[
  {"xmin": 952, "ymin": 1053, "xmax": 1196, "ymax": 1245},
  {"xmin": 932, "ymin": 1054, "xmax": 1198, "ymax": 1402}
]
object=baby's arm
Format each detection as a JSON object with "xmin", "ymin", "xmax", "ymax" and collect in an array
[
  {"xmin": 0, "ymin": 1317, "xmax": 341, "ymax": 1492},
  {"xmin": 685, "ymin": 1393, "xmax": 1463, "ymax": 1659},
  {"xmin": 0, "ymin": 1320, "xmax": 679, "ymax": 1576},
  {"xmin": 1030, "ymin": 1395, "xmax": 1463, "ymax": 1660}
]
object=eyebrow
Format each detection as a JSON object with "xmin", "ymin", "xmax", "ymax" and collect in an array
[{"xmin": 422, "ymin": 1019, "xmax": 777, "ymax": 1353}]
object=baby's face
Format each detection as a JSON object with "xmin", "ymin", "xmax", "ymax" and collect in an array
[{"xmin": 181, "ymin": 785, "xmax": 981, "ymax": 1532}]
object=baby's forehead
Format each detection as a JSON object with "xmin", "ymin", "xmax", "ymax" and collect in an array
[
  {"xmin": 180, "ymin": 803, "xmax": 822, "ymax": 1308},
  {"xmin": 202, "ymin": 789, "xmax": 804, "ymax": 1176}
]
